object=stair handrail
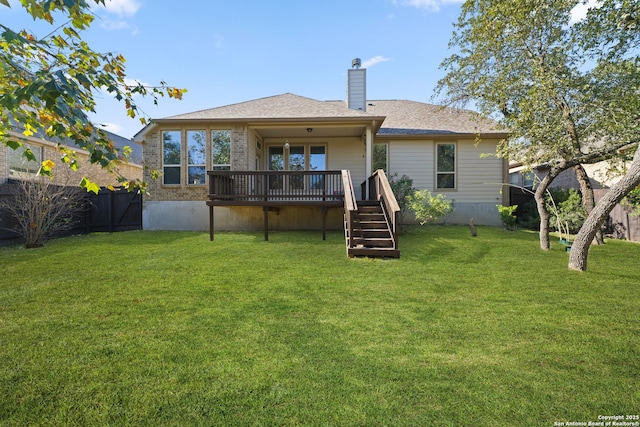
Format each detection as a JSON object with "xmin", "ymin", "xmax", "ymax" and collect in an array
[
  {"xmin": 369, "ymin": 169, "xmax": 400, "ymax": 250},
  {"xmin": 342, "ymin": 170, "xmax": 357, "ymax": 250}
]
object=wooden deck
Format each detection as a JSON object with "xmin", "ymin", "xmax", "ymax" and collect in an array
[
  {"xmin": 207, "ymin": 170, "xmax": 344, "ymax": 240},
  {"xmin": 207, "ymin": 169, "xmax": 400, "ymax": 258}
]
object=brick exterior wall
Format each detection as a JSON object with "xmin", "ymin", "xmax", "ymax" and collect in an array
[
  {"xmin": 232, "ymin": 125, "xmax": 248, "ymax": 170},
  {"xmin": 143, "ymin": 125, "xmax": 248, "ymax": 202},
  {"xmin": 1, "ymin": 138, "xmax": 142, "ymax": 187},
  {"xmin": 0, "ymin": 143, "xmax": 7, "ymax": 185}
]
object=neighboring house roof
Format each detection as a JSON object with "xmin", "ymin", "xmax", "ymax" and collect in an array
[{"xmin": 103, "ymin": 130, "xmax": 142, "ymax": 164}]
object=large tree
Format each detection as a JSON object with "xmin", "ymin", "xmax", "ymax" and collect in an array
[
  {"xmin": 435, "ymin": 0, "xmax": 635, "ymax": 251},
  {"xmin": 568, "ymin": 0, "xmax": 639, "ymax": 271},
  {"xmin": 1, "ymin": 0, "xmax": 186, "ymax": 192}
]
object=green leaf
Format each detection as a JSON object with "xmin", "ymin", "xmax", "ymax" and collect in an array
[
  {"xmin": 80, "ymin": 177, "xmax": 100, "ymax": 194},
  {"xmin": 0, "ymin": 0, "xmax": 11, "ymax": 8},
  {"xmin": 23, "ymin": 148, "xmax": 36, "ymax": 162},
  {"xmin": 4, "ymin": 139, "xmax": 22, "ymax": 150}
]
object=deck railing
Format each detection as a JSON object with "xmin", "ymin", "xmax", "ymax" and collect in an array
[
  {"xmin": 342, "ymin": 170, "xmax": 357, "ymax": 250},
  {"xmin": 207, "ymin": 170, "xmax": 344, "ymax": 204},
  {"xmin": 367, "ymin": 169, "xmax": 400, "ymax": 250}
]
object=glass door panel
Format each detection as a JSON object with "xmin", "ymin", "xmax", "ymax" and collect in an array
[
  {"xmin": 288, "ymin": 146, "xmax": 305, "ymax": 191},
  {"xmin": 309, "ymin": 146, "xmax": 326, "ymax": 190},
  {"xmin": 269, "ymin": 146, "xmax": 284, "ymax": 190}
]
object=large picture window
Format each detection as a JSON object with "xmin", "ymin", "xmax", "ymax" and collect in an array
[
  {"xmin": 187, "ymin": 130, "xmax": 206, "ymax": 185},
  {"xmin": 436, "ymin": 143, "xmax": 456, "ymax": 189},
  {"xmin": 162, "ymin": 130, "xmax": 182, "ymax": 185},
  {"xmin": 9, "ymin": 143, "xmax": 43, "ymax": 175},
  {"xmin": 211, "ymin": 130, "xmax": 231, "ymax": 170}
]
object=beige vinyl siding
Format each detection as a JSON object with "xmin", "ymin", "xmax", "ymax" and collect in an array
[
  {"xmin": 347, "ymin": 69, "xmax": 366, "ymax": 111},
  {"xmin": 327, "ymin": 137, "xmax": 365, "ymax": 197},
  {"xmin": 387, "ymin": 140, "xmax": 434, "ymax": 190},
  {"xmin": 450, "ymin": 139, "xmax": 503, "ymax": 203}
]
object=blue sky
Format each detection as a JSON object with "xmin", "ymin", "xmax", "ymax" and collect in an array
[{"xmin": 3, "ymin": 0, "xmax": 594, "ymax": 139}]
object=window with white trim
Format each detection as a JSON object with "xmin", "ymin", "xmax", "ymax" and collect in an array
[
  {"xmin": 9, "ymin": 143, "xmax": 43, "ymax": 175},
  {"xmin": 211, "ymin": 130, "xmax": 231, "ymax": 170},
  {"xmin": 373, "ymin": 143, "xmax": 388, "ymax": 173},
  {"xmin": 162, "ymin": 130, "xmax": 182, "ymax": 185},
  {"xmin": 436, "ymin": 142, "xmax": 456, "ymax": 189},
  {"xmin": 187, "ymin": 130, "xmax": 206, "ymax": 185}
]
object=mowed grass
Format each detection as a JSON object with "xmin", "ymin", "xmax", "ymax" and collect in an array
[{"xmin": 0, "ymin": 226, "xmax": 638, "ymax": 426}]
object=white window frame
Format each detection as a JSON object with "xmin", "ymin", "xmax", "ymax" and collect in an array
[
  {"xmin": 435, "ymin": 142, "xmax": 456, "ymax": 190},
  {"xmin": 373, "ymin": 143, "xmax": 389, "ymax": 173},
  {"xmin": 9, "ymin": 142, "xmax": 43, "ymax": 176},
  {"xmin": 162, "ymin": 130, "xmax": 182, "ymax": 185},
  {"xmin": 187, "ymin": 130, "xmax": 207, "ymax": 185},
  {"xmin": 211, "ymin": 130, "xmax": 231, "ymax": 171}
]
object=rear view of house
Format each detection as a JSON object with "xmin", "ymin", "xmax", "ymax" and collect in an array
[{"xmin": 135, "ymin": 60, "xmax": 508, "ymax": 253}]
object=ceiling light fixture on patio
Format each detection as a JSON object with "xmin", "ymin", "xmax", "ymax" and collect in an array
[
  {"xmin": 284, "ymin": 140, "xmax": 290, "ymax": 149},
  {"xmin": 307, "ymin": 128, "xmax": 313, "ymax": 133}
]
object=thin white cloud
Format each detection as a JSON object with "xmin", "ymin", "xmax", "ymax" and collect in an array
[
  {"xmin": 362, "ymin": 56, "xmax": 392, "ymax": 68},
  {"xmin": 100, "ymin": 20, "xmax": 131, "ymax": 31},
  {"xmin": 569, "ymin": 0, "xmax": 601, "ymax": 25},
  {"xmin": 97, "ymin": 0, "xmax": 142, "ymax": 18},
  {"xmin": 99, "ymin": 122, "xmax": 124, "ymax": 134},
  {"xmin": 100, "ymin": 19, "xmax": 139, "ymax": 35},
  {"xmin": 392, "ymin": 0, "xmax": 463, "ymax": 12},
  {"xmin": 93, "ymin": 0, "xmax": 141, "ymax": 33}
]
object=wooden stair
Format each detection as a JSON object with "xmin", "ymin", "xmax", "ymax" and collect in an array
[{"xmin": 345, "ymin": 200, "xmax": 400, "ymax": 258}]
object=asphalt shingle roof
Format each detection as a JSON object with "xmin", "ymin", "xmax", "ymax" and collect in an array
[
  {"xmin": 162, "ymin": 93, "xmax": 505, "ymax": 136},
  {"xmin": 166, "ymin": 93, "xmax": 375, "ymax": 120},
  {"xmin": 332, "ymin": 99, "xmax": 503, "ymax": 135}
]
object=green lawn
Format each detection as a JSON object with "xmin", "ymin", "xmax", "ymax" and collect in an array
[{"xmin": 0, "ymin": 227, "xmax": 638, "ymax": 426}]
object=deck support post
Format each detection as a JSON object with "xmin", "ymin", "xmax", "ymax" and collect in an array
[
  {"xmin": 263, "ymin": 206, "xmax": 269, "ymax": 241},
  {"xmin": 322, "ymin": 206, "xmax": 328, "ymax": 240},
  {"xmin": 209, "ymin": 204, "xmax": 214, "ymax": 241}
]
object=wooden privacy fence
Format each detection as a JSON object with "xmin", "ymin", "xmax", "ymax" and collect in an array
[
  {"xmin": 594, "ymin": 189, "xmax": 640, "ymax": 242},
  {"xmin": 0, "ymin": 183, "xmax": 142, "ymax": 246}
]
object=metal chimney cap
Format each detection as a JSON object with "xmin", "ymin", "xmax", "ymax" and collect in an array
[{"xmin": 352, "ymin": 58, "xmax": 361, "ymax": 69}]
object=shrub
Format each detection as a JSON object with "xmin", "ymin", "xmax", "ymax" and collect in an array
[
  {"xmin": 517, "ymin": 198, "xmax": 540, "ymax": 230},
  {"xmin": 516, "ymin": 189, "xmax": 586, "ymax": 233},
  {"xmin": 548, "ymin": 189, "xmax": 585, "ymax": 235},
  {"xmin": 389, "ymin": 174, "xmax": 416, "ymax": 224},
  {"xmin": 497, "ymin": 204, "xmax": 518, "ymax": 230},
  {"xmin": 0, "ymin": 176, "xmax": 85, "ymax": 248},
  {"xmin": 622, "ymin": 185, "xmax": 640, "ymax": 216},
  {"xmin": 409, "ymin": 190, "xmax": 455, "ymax": 225}
]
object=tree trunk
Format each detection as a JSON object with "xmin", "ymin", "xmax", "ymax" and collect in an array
[
  {"xmin": 535, "ymin": 175, "xmax": 553, "ymax": 250},
  {"xmin": 569, "ymin": 146, "xmax": 640, "ymax": 271},
  {"xmin": 573, "ymin": 164, "xmax": 604, "ymax": 245},
  {"xmin": 534, "ymin": 166, "xmax": 565, "ymax": 250}
]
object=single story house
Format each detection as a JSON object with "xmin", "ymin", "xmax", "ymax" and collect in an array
[{"xmin": 135, "ymin": 60, "xmax": 509, "ymax": 244}]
